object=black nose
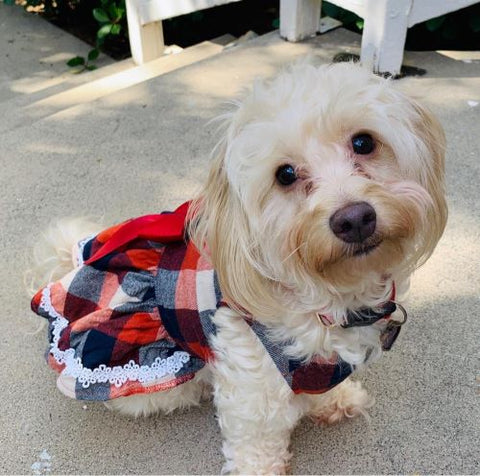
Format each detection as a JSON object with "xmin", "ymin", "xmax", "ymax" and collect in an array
[{"xmin": 329, "ymin": 202, "xmax": 376, "ymax": 243}]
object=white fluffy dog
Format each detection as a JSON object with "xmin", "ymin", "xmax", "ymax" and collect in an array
[{"xmin": 30, "ymin": 62, "xmax": 447, "ymax": 474}]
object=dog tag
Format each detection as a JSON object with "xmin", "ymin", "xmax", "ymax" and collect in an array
[
  {"xmin": 380, "ymin": 303, "xmax": 407, "ymax": 351},
  {"xmin": 380, "ymin": 322, "xmax": 402, "ymax": 351}
]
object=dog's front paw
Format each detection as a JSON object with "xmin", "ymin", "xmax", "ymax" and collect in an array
[
  {"xmin": 221, "ymin": 441, "xmax": 290, "ymax": 475},
  {"xmin": 222, "ymin": 461, "xmax": 288, "ymax": 476},
  {"xmin": 307, "ymin": 378, "xmax": 374, "ymax": 425}
]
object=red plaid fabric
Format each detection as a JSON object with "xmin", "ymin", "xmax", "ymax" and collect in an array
[
  {"xmin": 31, "ymin": 204, "xmax": 221, "ymax": 401},
  {"xmin": 31, "ymin": 202, "xmax": 397, "ymax": 401}
]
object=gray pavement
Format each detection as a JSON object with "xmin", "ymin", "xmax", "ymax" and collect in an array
[
  {"xmin": 1, "ymin": 10, "xmax": 479, "ymax": 475},
  {"xmin": 0, "ymin": 3, "xmax": 117, "ymax": 104}
]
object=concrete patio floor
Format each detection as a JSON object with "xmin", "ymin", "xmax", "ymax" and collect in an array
[{"xmin": 1, "ymin": 5, "xmax": 479, "ymax": 474}]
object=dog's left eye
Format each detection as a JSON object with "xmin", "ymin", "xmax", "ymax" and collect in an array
[
  {"xmin": 276, "ymin": 164, "xmax": 297, "ymax": 186},
  {"xmin": 352, "ymin": 133, "xmax": 375, "ymax": 155}
]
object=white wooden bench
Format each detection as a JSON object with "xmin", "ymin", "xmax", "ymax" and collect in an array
[
  {"xmin": 125, "ymin": 0, "xmax": 242, "ymax": 64},
  {"xmin": 280, "ymin": 0, "xmax": 480, "ymax": 76},
  {"xmin": 126, "ymin": 0, "xmax": 479, "ymax": 75}
]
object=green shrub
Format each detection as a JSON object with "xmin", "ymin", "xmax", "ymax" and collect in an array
[
  {"xmin": 22, "ymin": 0, "xmax": 128, "ymax": 70},
  {"xmin": 92, "ymin": 0, "xmax": 126, "ymax": 46}
]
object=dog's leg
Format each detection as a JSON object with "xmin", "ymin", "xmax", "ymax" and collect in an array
[
  {"xmin": 103, "ymin": 368, "xmax": 211, "ymax": 417},
  {"xmin": 300, "ymin": 377, "xmax": 374, "ymax": 425},
  {"xmin": 211, "ymin": 308, "xmax": 305, "ymax": 475}
]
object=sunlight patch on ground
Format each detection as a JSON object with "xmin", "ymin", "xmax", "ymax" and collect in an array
[
  {"xmin": 399, "ymin": 77, "xmax": 480, "ymax": 109},
  {"xmin": 23, "ymin": 142, "xmax": 77, "ymax": 155},
  {"xmin": 436, "ymin": 50, "xmax": 480, "ymax": 62},
  {"xmin": 10, "ymin": 74, "xmax": 66, "ymax": 94},
  {"xmin": 25, "ymin": 41, "xmax": 222, "ymax": 111},
  {"xmin": 40, "ymin": 52, "xmax": 79, "ymax": 64},
  {"xmin": 174, "ymin": 40, "xmax": 319, "ymax": 100}
]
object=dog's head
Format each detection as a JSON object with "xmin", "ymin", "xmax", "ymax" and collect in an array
[{"xmin": 189, "ymin": 63, "xmax": 447, "ymax": 318}]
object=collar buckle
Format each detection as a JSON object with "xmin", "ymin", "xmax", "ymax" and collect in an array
[{"xmin": 387, "ymin": 302, "xmax": 408, "ymax": 327}]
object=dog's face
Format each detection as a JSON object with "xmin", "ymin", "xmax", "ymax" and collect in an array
[{"xmin": 190, "ymin": 63, "xmax": 447, "ymax": 317}]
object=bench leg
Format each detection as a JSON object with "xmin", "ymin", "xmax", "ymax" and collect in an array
[
  {"xmin": 360, "ymin": 0, "xmax": 410, "ymax": 76},
  {"xmin": 126, "ymin": 0, "xmax": 165, "ymax": 65},
  {"xmin": 280, "ymin": 0, "xmax": 322, "ymax": 42}
]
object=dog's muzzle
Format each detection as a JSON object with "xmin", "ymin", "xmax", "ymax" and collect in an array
[{"xmin": 329, "ymin": 201, "xmax": 376, "ymax": 243}]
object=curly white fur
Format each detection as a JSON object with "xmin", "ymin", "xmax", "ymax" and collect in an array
[
  {"xmin": 31, "ymin": 62, "xmax": 447, "ymax": 474},
  {"xmin": 25, "ymin": 217, "xmax": 102, "ymax": 296}
]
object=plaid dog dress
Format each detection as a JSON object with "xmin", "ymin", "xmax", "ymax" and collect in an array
[{"xmin": 31, "ymin": 202, "xmax": 399, "ymax": 401}]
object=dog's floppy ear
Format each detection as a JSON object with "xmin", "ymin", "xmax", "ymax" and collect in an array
[
  {"xmin": 399, "ymin": 92, "xmax": 448, "ymax": 265},
  {"xmin": 188, "ymin": 142, "xmax": 280, "ymax": 319}
]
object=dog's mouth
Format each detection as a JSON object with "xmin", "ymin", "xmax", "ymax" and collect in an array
[{"xmin": 351, "ymin": 238, "xmax": 383, "ymax": 257}]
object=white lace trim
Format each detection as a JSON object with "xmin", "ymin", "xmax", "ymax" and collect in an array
[
  {"xmin": 39, "ymin": 285, "xmax": 190, "ymax": 389},
  {"xmin": 76, "ymin": 234, "xmax": 97, "ymax": 267}
]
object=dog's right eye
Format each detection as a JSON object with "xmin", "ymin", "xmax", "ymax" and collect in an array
[
  {"xmin": 352, "ymin": 133, "xmax": 375, "ymax": 155},
  {"xmin": 276, "ymin": 164, "xmax": 297, "ymax": 186}
]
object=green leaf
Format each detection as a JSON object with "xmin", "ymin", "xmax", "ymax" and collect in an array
[
  {"xmin": 108, "ymin": 4, "xmax": 117, "ymax": 18},
  {"xmin": 86, "ymin": 65, "xmax": 98, "ymax": 71},
  {"xmin": 355, "ymin": 18, "xmax": 364, "ymax": 30},
  {"xmin": 93, "ymin": 8, "xmax": 110, "ymax": 23},
  {"xmin": 110, "ymin": 24, "xmax": 121, "ymax": 35},
  {"xmin": 426, "ymin": 15, "xmax": 446, "ymax": 32},
  {"xmin": 67, "ymin": 56, "xmax": 86, "ymax": 67},
  {"xmin": 97, "ymin": 23, "xmax": 113, "ymax": 40},
  {"xmin": 87, "ymin": 48, "xmax": 99, "ymax": 61},
  {"xmin": 108, "ymin": 3, "xmax": 123, "ymax": 21}
]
